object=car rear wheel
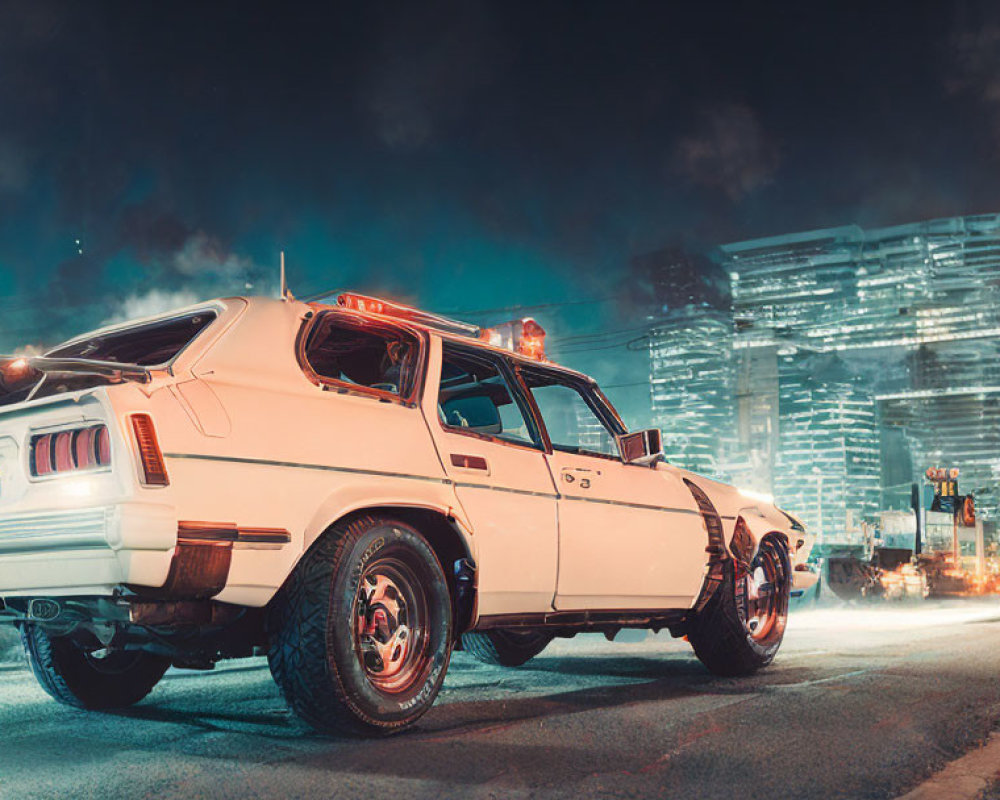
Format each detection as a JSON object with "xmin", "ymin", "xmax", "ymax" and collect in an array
[
  {"xmin": 688, "ymin": 535, "xmax": 791, "ymax": 677},
  {"xmin": 462, "ymin": 629, "xmax": 552, "ymax": 667},
  {"xmin": 20, "ymin": 625, "xmax": 170, "ymax": 709},
  {"xmin": 267, "ymin": 514, "xmax": 452, "ymax": 736}
]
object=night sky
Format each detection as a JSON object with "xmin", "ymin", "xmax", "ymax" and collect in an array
[{"xmin": 1, "ymin": 0, "xmax": 999, "ymax": 425}]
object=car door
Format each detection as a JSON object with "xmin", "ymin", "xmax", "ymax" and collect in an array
[
  {"xmin": 422, "ymin": 336, "xmax": 559, "ymax": 617},
  {"xmin": 519, "ymin": 366, "xmax": 706, "ymax": 611}
]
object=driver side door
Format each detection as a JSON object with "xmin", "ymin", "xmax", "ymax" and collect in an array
[
  {"xmin": 520, "ymin": 368, "xmax": 706, "ymax": 611},
  {"xmin": 423, "ymin": 338, "xmax": 560, "ymax": 617}
]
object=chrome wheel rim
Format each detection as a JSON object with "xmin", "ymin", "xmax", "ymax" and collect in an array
[
  {"xmin": 353, "ymin": 556, "xmax": 429, "ymax": 694},
  {"xmin": 738, "ymin": 541, "xmax": 787, "ymax": 642}
]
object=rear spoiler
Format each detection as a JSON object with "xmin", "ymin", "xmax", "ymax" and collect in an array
[
  {"xmin": 0, "ymin": 356, "xmax": 151, "ymax": 384},
  {"xmin": 0, "ymin": 356, "xmax": 151, "ymax": 405}
]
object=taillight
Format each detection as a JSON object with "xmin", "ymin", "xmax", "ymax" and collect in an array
[
  {"xmin": 74, "ymin": 427, "xmax": 97, "ymax": 468},
  {"xmin": 32, "ymin": 434, "xmax": 53, "ymax": 476},
  {"xmin": 53, "ymin": 431, "xmax": 74, "ymax": 472},
  {"xmin": 30, "ymin": 424, "xmax": 112, "ymax": 477},
  {"xmin": 97, "ymin": 426, "xmax": 111, "ymax": 466},
  {"xmin": 130, "ymin": 414, "xmax": 169, "ymax": 487}
]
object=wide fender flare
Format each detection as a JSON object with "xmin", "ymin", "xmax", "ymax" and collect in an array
[
  {"xmin": 735, "ymin": 506, "xmax": 793, "ymax": 561},
  {"xmin": 735, "ymin": 509, "xmax": 813, "ymax": 595}
]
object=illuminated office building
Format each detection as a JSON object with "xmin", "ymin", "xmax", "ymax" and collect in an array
[
  {"xmin": 574, "ymin": 402, "xmax": 616, "ymax": 454},
  {"xmin": 719, "ymin": 214, "xmax": 1000, "ymax": 536},
  {"xmin": 648, "ymin": 308, "xmax": 733, "ymax": 476},
  {"xmin": 771, "ymin": 352, "xmax": 882, "ymax": 542}
]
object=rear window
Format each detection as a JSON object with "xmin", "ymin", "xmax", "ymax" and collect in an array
[
  {"xmin": 47, "ymin": 310, "xmax": 217, "ymax": 366},
  {"xmin": 302, "ymin": 312, "xmax": 420, "ymax": 399}
]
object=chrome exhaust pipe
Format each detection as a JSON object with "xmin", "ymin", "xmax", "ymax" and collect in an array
[{"xmin": 27, "ymin": 598, "xmax": 61, "ymax": 622}]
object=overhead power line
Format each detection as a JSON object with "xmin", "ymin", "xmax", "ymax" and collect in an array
[
  {"xmin": 548, "ymin": 324, "xmax": 652, "ymax": 344},
  {"xmin": 549, "ymin": 333, "xmax": 651, "ymax": 355},
  {"xmin": 438, "ymin": 296, "xmax": 621, "ymax": 317}
]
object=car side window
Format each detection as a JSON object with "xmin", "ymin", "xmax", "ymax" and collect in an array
[
  {"xmin": 303, "ymin": 312, "xmax": 419, "ymax": 399},
  {"xmin": 438, "ymin": 343, "xmax": 539, "ymax": 447},
  {"xmin": 523, "ymin": 374, "xmax": 619, "ymax": 457}
]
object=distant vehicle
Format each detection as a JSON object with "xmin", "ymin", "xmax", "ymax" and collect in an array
[
  {"xmin": 826, "ymin": 468, "xmax": 996, "ymax": 602},
  {"xmin": 0, "ymin": 292, "xmax": 814, "ymax": 735}
]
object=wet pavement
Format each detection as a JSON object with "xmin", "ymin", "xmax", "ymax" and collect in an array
[{"xmin": 2, "ymin": 600, "xmax": 1000, "ymax": 799}]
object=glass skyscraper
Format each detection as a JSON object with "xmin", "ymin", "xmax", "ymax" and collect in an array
[
  {"xmin": 723, "ymin": 214, "xmax": 1000, "ymax": 540},
  {"xmin": 646, "ymin": 214, "xmax": 1000, "ymax": 545},
  {"xmin": 648, "ymin": 308, "xmax": 733, "ymax": 477}
]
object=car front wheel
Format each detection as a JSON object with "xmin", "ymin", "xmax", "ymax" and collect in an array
[
  {"xmin": 267, "ymin": 514, "xmax": 453, "ymax": 736},
  {"xmin": 688, "ymin": 535, "xmax": 791, "ymax": 677}
]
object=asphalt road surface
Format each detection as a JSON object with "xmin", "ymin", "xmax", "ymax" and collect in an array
[{"xmin": 3, "ymin": 600, "xmax": 1000, "ymax": 800}]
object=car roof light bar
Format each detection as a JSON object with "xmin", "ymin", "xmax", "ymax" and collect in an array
[
  {"xmin": 335, "ymin": 292, "xmax": 483, "ymax": 338},
  {"xmin": 332, "ymin": 292, "xmax": 547, "ymax": 360},
  {"xmin": 480, "ymin": 317, "xmax": 547, "ymax": 361}
]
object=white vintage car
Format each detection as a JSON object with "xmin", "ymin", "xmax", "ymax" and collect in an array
[{"xmin": 0, "ymin": 292, "xmax": 814, "ymax": 735}]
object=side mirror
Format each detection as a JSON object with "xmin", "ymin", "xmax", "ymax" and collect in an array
[{"xmin": 617, "ymin": 428, "xmax": 664, "ymax": 466}]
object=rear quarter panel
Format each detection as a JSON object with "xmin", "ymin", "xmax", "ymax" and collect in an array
[{"xmin": 148, "ymin": 299, "xmax": 463, "ymax": 606}]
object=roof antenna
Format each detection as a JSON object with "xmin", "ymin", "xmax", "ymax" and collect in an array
[{"xmin": 279, "ymin": 251, "xmax": 294, "ymax": 301}]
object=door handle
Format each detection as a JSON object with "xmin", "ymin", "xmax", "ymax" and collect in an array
[
  {"xmin": 563, "ymin": 471, "xmax": 592, "ymax": 489},
  {"xmin": 451, "ymin": 453, "xmax": 488, "ymax": 471}
]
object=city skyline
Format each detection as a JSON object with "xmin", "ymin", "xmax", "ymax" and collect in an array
[{"xmin": 646, "ymin": 212, "xmax": 1000, "ymax": 544}]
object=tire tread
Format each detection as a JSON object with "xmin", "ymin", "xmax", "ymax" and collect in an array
[
  {"xmin": 20, "ymin": 625, "xmax": 169, "ymax": 709},
  {"xmin": 267, "ymin": 514, "xmax": 451, "ymax": 736},
  {"xmin": 688, "ymin": 539, "xmax": 790, "ymax": 677},
  {"xmin": 462, "ymin": 630, "xmax": 551, "ymax": 667}
]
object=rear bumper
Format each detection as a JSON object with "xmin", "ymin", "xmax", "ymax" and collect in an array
[{"xmin": 0, "ymin": 502, "xmax": 177, "ymax": 597}]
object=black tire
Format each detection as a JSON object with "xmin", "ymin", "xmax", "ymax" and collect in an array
[
  {"xmin": 267, "ymin": 514, "xmax": 453, "ymax": 736},
  {"xmin": 688, "ymin": 535, "xmax": 791, "ymax": 677},
  {"xmin": 20, "ymin": 625, "xmax": 170, "ymax": 709},
  {"xmin": 462, "ymin": 629, "xmax": 552, "ymax": 667}
]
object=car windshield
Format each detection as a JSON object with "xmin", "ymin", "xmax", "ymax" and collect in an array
[{"xmin": 46, "ymin": 310, "xmax": 217, "ymax": 367}]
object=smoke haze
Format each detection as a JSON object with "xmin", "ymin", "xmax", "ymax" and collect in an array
[{"xmin": 1, "ymin": 1, "xmax": 999, "ymax": 425}]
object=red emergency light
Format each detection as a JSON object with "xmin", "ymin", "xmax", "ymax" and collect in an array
[
  {"xmin": 334, "ymin": 292, "xmax": 548, "ymax": 360},
  {"xmin": 335, "ymin": 293, "xmax": 482, "ymax": 338},
  {"xmin": 479, "ymin": 318, "xmax": 547, "ymax": 361},
  {"xmin": 926, "ymin": 467, "xmax": 960, "ymax": 482}
]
